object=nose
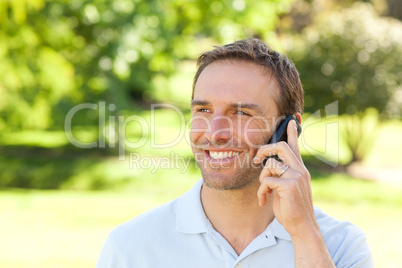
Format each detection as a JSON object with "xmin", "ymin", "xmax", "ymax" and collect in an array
[{"xmin": 204, "ymin": 115, "xmax": 232, "ymax": 146}]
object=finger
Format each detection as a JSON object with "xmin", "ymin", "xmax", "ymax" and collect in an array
[
  {"xmin": 257, "ymin": 179, "xmax": 274, "ymax": 206},
  {"xmin": 253, "ymin": 141, "xmax": 296, "ymax": 164},
  {"xmin": 257, "ymin": 183, "xmax": 268, "ymax": 206},
  {"xmin": 257, "ymin": 176, "xmax": 284, "ymax": 206},
  {"xmin": 259, "ymin": 157, "xmax": 288, "ymax": 183},
  {"xmin": 253, "ymin": 141, "xmax": 303, "ymax": 175},
  {"xmin": 258, "ymin": 163, "xmax": 272, "ymax": 183},
  {"xmin": 287, "ymin": 119, "xmax": 303, "ymax": 164}
]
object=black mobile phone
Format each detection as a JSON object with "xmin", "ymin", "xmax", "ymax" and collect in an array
[{"xmin": 262, "ymin": 114, "xmax": 302, "ymax": 165}]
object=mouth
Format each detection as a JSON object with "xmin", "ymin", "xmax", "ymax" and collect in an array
[{"xmin": 205, "ymin": 150, "xmax": 242, "ymax": 161}]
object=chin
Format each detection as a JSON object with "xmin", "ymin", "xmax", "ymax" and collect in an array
[{"xmin": 201, "ymin": 171, "xmax": 255, "ymax": 191}]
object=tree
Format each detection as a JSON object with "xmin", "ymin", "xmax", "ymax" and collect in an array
[
  {"xmin": 0, "ymin": 0, "xmax": 294, "ymax": 131},
  {"xmin": 286, "ymin": 2, "xmax": 402, "ymax": 163}
]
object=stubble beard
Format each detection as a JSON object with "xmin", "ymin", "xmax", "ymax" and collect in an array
[{"xmin": 196, "ymin": 152, "xmax": 263, "ymax": 191}]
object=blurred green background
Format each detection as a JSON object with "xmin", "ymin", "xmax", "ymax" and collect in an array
[{"xmin": 1, "ymin": 0, "xmax": 402, "ymax": 267}]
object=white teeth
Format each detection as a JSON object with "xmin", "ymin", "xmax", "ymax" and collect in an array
[{"xmin": 209, "ymin": 151, "xmax": 239, "ymax": 159}]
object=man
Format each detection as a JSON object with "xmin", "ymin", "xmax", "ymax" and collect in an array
[{"xmin": 97, "ymin": 38, "xmax": 374, "ymax": 267}]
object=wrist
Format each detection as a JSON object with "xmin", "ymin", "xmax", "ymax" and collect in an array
[
  {"xmin": 290, "ymin": 221, "xmax": 322, "ymax": 243},
  {"xmin": 286, "ymin": 216, "xmax": 321, "ymax": 241},
  {"xmin": 291, "ymin": 225, "xmax": 335, "ymax": 268}
]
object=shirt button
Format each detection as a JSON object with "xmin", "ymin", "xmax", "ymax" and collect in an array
[{"xmin": 235, "ymin": 263, "xmax": 242, "ymax": 268}]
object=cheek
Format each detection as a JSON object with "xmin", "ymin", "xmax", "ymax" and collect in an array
[
  {"xmin": 191, "ymin": 116, "xmax": 210, "ymax": 128},
  {"xmin": 239, "ymin": 120, "xmax": 270, "ymax": 148},
  {"xmin": 190, "ymin": 117, "xmax": 210, "ymax": 140},
  {"xmin": 242, "ymin": 129, "xmax": 266, "ymax": 149}
]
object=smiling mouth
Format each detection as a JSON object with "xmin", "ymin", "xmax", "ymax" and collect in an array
[{"xmin": 207, "ymin": 150, "xmax": 240, "ymax": 160}]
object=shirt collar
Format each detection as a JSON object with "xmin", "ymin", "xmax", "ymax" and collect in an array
[
  {"xmin": 267, "ymin": 217, "xmax": 292, "ymax": 241},
  {"xmin": 176, "ymin": 179, "xmax": 209, "ymax": 234},
  {"xmin": 176, "ymin": 179, "xmax": 292, "ymax": 242}
]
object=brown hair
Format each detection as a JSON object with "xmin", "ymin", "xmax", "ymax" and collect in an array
[{"xmin": 192, "ymin": 38, "xmax": 304, "ymax": 116}]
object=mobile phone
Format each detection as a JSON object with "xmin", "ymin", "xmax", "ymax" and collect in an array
[{"xmin": 262, "ymin": 114, "xmax": 302, "ymax": 165}]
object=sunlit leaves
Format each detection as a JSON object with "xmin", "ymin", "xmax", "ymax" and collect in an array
[
  {"xmin": 286, "ymin": 2, "xmax": 402, "ymax": 163},
  {"xmin": 288, "ymin": 2, "xmax": 402, "ymax": 118},
  {"xmin": 1, "ymin": 0, "xmax": 293, "ymax": 131}
]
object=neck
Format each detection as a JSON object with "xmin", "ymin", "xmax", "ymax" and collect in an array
[{"xmin": 201, "ymin": 179, "xmax": 275, "ymax": 254}]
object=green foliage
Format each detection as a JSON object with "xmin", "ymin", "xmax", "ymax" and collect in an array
[
  {"xmin": 0, "ymin": 145, "xmax": 113, "ymax": 189},
  {"xmin": 0, "ymin": 0, "xmax": 293, "ymax": 131},
  {"xmin": 0, "ymin": 108, "xmax": 195, "ymax": 189},
  {"xmin": 2, "ymin": 0, "xmax": 401, "ymax": 185},
  {"xmin": 340, "ymin": 108, "xmax": 381, "ymax": 163},
  {"xmin": 287, "ymin": 2, "xmax": 402, "ymax": 118},
  {"xmin": 285, "ymin": 3, "xmax": 402, "ymax": 163}
]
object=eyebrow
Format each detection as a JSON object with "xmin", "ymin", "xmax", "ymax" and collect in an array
[
  {"xmin": 191, "ymin": 100, "xmax": 210, "ymax": 107},
  {"xmin": 191, "ymin": 100, "xmax": 265, "ymax": 115},
  {"xmin": 230, "ymin": 102, "xmax": 265, "ymax": 115}
]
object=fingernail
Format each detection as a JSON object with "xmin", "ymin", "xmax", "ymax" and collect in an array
[
  {"xmin": 293, "ymin": 120, "xmax": 298, "ymax": 130},
  {"xmin": 253, "ymin": 157, "xmax": 259, "ymax": 163}
]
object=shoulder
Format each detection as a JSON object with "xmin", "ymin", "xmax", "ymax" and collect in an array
[
  {"xmin": 96, "ymin": 199, "xmax": 180, "ymax": 268},
  {"xmin": 314, "ymin": 207, "xmax": 374, "ymax": 267},
  {"xmin": 96, "ymin": 198, "xmax": 181, "ymax": 268},
  {"xmin": 314, "ymin": 206, "xmax": 363, "ymax": 238},
  {"xmin": 111, "ymin": 197, "xmax": 179, "ymax": 242}
]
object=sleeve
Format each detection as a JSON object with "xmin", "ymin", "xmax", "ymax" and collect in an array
[
  {"xmin": 332, "ymin": 233, "xmax": 375, "ymax": 268},
  {"xmin": 96, "ymin": 232, "xmax": 126, "ymax": 268}
]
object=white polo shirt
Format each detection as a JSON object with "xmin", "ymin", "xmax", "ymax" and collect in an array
[{"xmin": 97, "ymin": 179, "xmax": 374, "ymax": 268}]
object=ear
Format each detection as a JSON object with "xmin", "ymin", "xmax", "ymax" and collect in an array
[{"xmin": 294, "ymin": 112, "xmax": 302, "ymax": 124}]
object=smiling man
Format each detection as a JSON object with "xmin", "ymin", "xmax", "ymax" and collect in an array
[{"xmin": 97, "ymin": 38, "xmax": 374, "ymax": 267}]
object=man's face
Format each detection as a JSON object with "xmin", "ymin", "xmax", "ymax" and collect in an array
[{"xmin": 190, "ymin": 60, "xmax": 280, "ymax": 190}]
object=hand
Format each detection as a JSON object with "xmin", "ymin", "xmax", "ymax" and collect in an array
[{"xmin": 253, "ymin": 119, "xmax": 316, "ymax": 237}]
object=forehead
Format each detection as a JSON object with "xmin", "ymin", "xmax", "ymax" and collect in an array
[{"xmin": 193, "ymin": 61, "xmax": 279, "ymax": 115}]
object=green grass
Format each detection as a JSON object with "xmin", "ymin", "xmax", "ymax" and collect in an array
[
  {"xmin": 1, "ymin": 175, "xmax": 402, "ymax": 268},
  {"xmin": 0, "ymin": 176, "xmax": 198, "ymax": 268}
]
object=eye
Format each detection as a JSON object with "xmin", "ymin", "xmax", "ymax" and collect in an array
[
  {"xmin": 236, "ymin": 110, "xmax": 251, "ymax": 116},
  {"xmin": 197, "ymin": 108, "xmax": 210, "ymax": 113}
]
